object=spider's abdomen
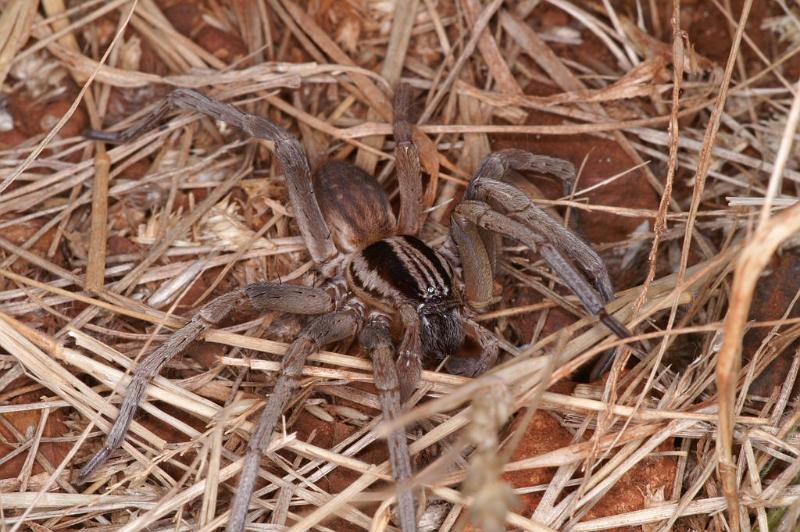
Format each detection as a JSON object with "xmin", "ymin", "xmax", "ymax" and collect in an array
[
  {"xmin": 347, "ymin": 235, "xmax": 464, "ymax": 359},
  {"xmin": 314, "ymin": 160, "xmax": 396, "ymax": 252}
]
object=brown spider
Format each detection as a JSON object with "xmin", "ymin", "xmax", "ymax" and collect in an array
[{"xmin": 76, "ymin": 85, "xmax": 631, "ymax": 532}]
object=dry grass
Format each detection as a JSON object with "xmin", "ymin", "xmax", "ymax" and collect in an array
[{"xmin": 2, "ymin": 0, "xmax": 800, "ymax": 530}]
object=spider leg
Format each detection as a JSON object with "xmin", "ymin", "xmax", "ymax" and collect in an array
[
  {"xmin": 393, "ymin": 83, "xmax": 422, "ymax": 236},
  {"xmin": 467, "ymin": 149, "xmax": 576, "ymax": 199},
  {"xmin": 227, "ymin": 307, "xmax": 360, "ymax": 532},
  {"xmin": 450, "ymin": 212, "xmax": 495, "ymax": 309},
  {"xmin": 453, "ymin": 201, "xmax": 631, "ymax": 346},
  {"xmin": 453, "ymin": 150, "xmax": 635, "ymax": 378},
  {"xmin": 397, "ymin": 304, "xmax": 423, "ymax": 402},
  {"xmin": 467, "ymin": 150, "xmax": 614, "ymax": 302},
  {"xmin": 77, "ymin": 284, "xmax": 333, "ymax": 483},
  {"xmin": 445, "ymin": 318, "xmax": 499, "ymax": 377},
  {"xmin": 459, "ymin": 149, "xmax": 578, "ymax": 285},
  {"xmin": 86, "ymin": 88, "xmax": 337, "ymax": 265},
  {"xmin": 359, "ymin": 313, "xmax": 417, "ymax": 532}
]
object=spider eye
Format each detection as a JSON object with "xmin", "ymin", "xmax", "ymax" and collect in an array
[{"xmin": 426, "ymin": 286, "xmax": 435, "ymax": 296}]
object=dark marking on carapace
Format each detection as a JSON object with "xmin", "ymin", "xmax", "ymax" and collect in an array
[
  {"xmin": 348, "ymin": 260, "xmax": 389, "ymax": 302},
  {"xmin": 400, "ymin": 235, "xmax": 452, "ymax": 290},
  {"xmin": 361, "ymin": 239, "xmax": 423, "ymax": 301}
]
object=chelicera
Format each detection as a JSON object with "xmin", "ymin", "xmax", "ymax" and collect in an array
[{"xmin": 76, "ymin": 85, "xmax": 632, "ymax": 532}]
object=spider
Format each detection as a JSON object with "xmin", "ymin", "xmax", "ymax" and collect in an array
[{"xmin": 76, "ymin": 85, "xmax": 632, "ymax": 532}]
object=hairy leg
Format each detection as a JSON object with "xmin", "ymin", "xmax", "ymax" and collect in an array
[
  {"xmin": 450, "ymin": 212, "xmax": 495, "ymax": 309},
  {"xmin": 227, "ymin": 307, "xmax": 360, "ymax": 532},
  {"xmin": 359, "ymin": 313, "xmax": 416, "ymax": 532},
  {"xmin": 467, "ymin": 151, "xmax": 614, "ymax": 302},
  {"xmin": 459, "ymin": 149, "xmax": 578, "ymax": 290},
  {"xmin": 454, "ymin": 151, "xmax": 633, "ymax": 378},
  {"xmin": 453, "ymin": 202, "xmax": 631, "ymax": 345},
  {"xmin": 445, "ymin": 318, "xmax": 499, "ymax": 377},
  {"xmin": 396, "ymin": 304, "xmax": 424, "ymax": 402},
  {"xmin": 77, "ymin": 283, "xmax": 333, "ymax": 483},
  {"xmin": 468, "ymin": 149, "xmax": 576, "ymax": 199},
  {"xmin": 87, "ymin": 88, "xmax": 337, "ymax": 265},
  {"xmin": 393, "ymin": 83, "xmax": 422, "ymax": 236}
]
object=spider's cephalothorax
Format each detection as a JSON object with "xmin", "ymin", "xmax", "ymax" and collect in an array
[
  {"xmin": 347, "ymin": 235, "xmax": 465, "ymax": 361},
  {"xmin": 77, "ymin": 86, "xmax": 635, "ymax": 532}
]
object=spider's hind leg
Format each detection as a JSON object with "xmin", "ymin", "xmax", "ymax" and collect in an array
[
  {"xmin": 393, "ymin": 83, "xmax": 423, "ymax": 236},
  {"xmin": 77, "ymin": 283, "xmax": 335, "ymax": 485}
]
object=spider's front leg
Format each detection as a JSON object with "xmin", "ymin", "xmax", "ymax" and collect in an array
[
  {"xmin": 358, "ymin": 311, "xmax": 496, "ymax": 532},
  {"xmin": 77, "ymin": 284, "xmax": 334, "ymax": 483},
  {"xmin": 228, "ymin": 305, "xmax": 361, "ymax": 532},
  {"xmin": 453, "ymin": 203, "xmax": 629, "ymax": 376},
  {"xmin": 466, "ymin": 150, "xmax": 616, "ymax": 302},
  {"xmin": 444, "ymin": 318, "xmax": 500, "ymax": 378},
  {"xmin": 393, "ymin": 83, "xmax": 422, "ymax": 235},
  {"xmin": 396, "ymin": 304, "xmax": 423, "ymax": 401},
  {"xmin": 451, "ymin": 150, "xmax": 633, "ymax": 377},
  {"xmin": 86, "ymin": 88, "xmax": 337, "ymax": 265}
]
